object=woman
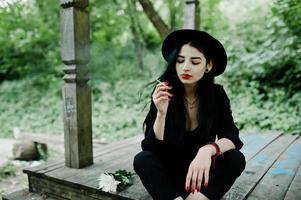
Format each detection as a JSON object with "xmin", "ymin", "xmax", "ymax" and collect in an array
[{"xmin": 133, "ymin": 29, "xmax": 246, "ymax": 200}]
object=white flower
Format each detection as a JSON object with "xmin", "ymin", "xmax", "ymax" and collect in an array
[{"xmin": 97, "ymin": 173, "xmax": 120, "ymax": 193}]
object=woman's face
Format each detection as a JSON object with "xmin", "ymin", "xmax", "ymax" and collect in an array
[{"xmin": 176, "ymin": 44, "xmax": 212, "ymax": 85}]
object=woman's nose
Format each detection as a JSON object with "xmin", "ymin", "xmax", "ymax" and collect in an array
[
  {"xmin": 183, "ymin": 65, "xmax": 190, "ymax": 71},
  {"xmin": 182, "ymin": 61, "xmax": 191, "ymax": 71}
]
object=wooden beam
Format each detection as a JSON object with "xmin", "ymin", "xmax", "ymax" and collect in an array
[
  {"xmin": 184, "ymin": 0, "xmax": 200, "ymax": 29},
  {"xmin": 60, "ymin": 0, "xmax": 93, "ymax": 168}
]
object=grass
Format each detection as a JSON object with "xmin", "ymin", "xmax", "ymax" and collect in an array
[
  {"xmin": 0, "ymin": 76, "xmax": 154, "ymax": 142},
  {"xmin": 0, "ymin": 162, "xmax": 16, "ymax": 181}
]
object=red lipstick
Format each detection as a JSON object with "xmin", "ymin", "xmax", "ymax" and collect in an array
[{"xmin": 181, "ymin": 74, "xmax": 192, "ymax": 80}]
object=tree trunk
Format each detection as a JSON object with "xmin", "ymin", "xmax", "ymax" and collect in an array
[
  {"xmin": 127, "ymin": 0, "xmax": 144, "ymax": 70},
  {"xmin": 138, "ymin": 0, "xmax": 170, "ymax": 39},
  {"xmin": 184, "ymin": 0, "xmax": 200, "ymax": 29},
  {"xmin": 167, "ymin": 0, "xmax": 176, "ymax": 30}
]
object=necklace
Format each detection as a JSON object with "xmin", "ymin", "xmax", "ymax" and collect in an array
[{"xmin": 184, "ymin": 97, "xmax": 198, "ymax": 109}]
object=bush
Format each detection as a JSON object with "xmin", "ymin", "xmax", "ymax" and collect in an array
[
  {"xmin": 0, "ymin": 1, "xmax": 61, "ymax": 81},
  {"xmin": 0, "ymin": 162, "xmax": 16, "ymax": 180}
]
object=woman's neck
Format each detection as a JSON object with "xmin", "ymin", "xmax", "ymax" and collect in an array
[{"xmin": 184, "ymin": 83, "xmax": 197, "ymax": 100}]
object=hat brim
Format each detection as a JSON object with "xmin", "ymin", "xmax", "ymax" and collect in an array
[{"xmin": 161, "ymin": 29, "xmax": 227, "ymax": 77}]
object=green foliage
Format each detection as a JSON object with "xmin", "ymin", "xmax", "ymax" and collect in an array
[
  {"xmin": 0, "ymin": 1, "xmax": 61, "ymax": 81},
  {"xmin": 273, "ymin": 0, "xmax": 301, "ymax": 37},
  {"xmin": 221, "ymin": 0, "xmax": 301, "ymax": 95},
  {"xmin": 217, "ymin": 77, "xmax": 301, "ymax": 134},
  {"xmin": 215, "ymin": 0, "xmax": 301, "ymax": 134},
  {"xmin": 37, "ymin": 143, "xmax": 48, "ymax": 161},
  {"xmin": 0, "ymin": 77, "xmax": 63, "ymax": 138},
  {"xmin": 0, "ymin": 162, "xmax": 16, "ymax": 180},
  {"xmin": 108, "ymin": 169, "xmax": 135, "ymax": 191},
  {"xmin": 0, "ymin": 0, "xmax": 300, "ymax": 142},
  {"xmin": 0, "ymin": 74, "xmax": 156, "ymax": 141}
]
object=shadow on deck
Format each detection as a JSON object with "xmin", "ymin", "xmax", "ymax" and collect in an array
[{"xmin": 2, "ymin": 131, "xmax": 301, "ymax": 200}]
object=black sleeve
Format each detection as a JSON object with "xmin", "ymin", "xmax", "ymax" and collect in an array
[
  {"xmin": 141, "ymin": 126, "xmax": 165, "ymax": 155},
  {"xmin": 216, "ymin": 86, "xmax": 243, "ymax": 150},
  {"xmin": 141, "ymin": 102, "xmax": 166, "ymax": 155}
]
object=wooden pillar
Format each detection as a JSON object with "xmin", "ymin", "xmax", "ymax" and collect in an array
[
  {"xmin": 60, "ymin": 0, "xmax": 93, "ymax": 168},
  {"xmin": 184, "ymin": 0, "xmax": 200, "ymax": 29}
]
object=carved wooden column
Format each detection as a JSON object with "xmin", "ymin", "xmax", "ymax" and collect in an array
[
  {"xmin": 184, "ymin": 0, "xmax": 200, "ymax": 29},
  {"xmin": 60, "ymin": 0, "xmax": 93, "ymax": 168}
]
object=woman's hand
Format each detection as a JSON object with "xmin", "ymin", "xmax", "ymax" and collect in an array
[
  {"xmin": 185, "ymin": 145, "xmax": 215, "ymax": 193},
  {"xmin": 152, "ymin": 82, "xmax": 173, "ymax": 115}
]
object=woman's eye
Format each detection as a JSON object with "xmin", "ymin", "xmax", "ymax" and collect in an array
[
  {"xmin": 177, "ymin": 59, "xmax": 184, "ymax": 63},
  {"xmin": 192, "ymin": 62, "xmax": 201, "ymax": 65}
]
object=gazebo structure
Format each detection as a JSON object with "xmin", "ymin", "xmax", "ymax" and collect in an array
[{"xmin": 3, "ymin": 1, "xmax": 301, "ymax": 199}]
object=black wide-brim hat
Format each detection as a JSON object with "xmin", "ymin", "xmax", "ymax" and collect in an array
[{"xmin": 161, "ymin": 29, "xmax": 227, "ymax": 76}]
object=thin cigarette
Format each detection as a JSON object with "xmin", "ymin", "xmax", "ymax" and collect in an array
[{"xmin": 156, "ymin": 79, "xmax": 164, "ymax": 85}]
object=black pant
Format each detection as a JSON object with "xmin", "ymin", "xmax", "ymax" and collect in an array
[{"xmin": 133, "ymin": 149, "xmax": 245, "ymax": 200}]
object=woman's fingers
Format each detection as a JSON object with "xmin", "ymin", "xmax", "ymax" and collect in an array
[
  {"xmin": 154, "ymin": 91, "xmax": 173, "ymax": 99},
  {"xmin": 187, "ymin": 166, "xmax": 208, "ymax": 194},
  {"xmin": 191, "ymin": 169, "xmax": 199, "ymax": 193},
  {"xmin": 156, "ymin": 96, "xmax": 169, "ymax": 102},
  {"xmin": 185, "ymin": 168, "xmax": 192, "ymax": 192},
  {"xmin": 154, "ymin": 83, "xmax": 172, "ymax": 95},
  {"xmin": 204, "ymin": 167, "xmax": 209, "ymax": 189},
  {"xmin": 195, "ymin": 168, "xmax": 204, "ymax": 193}
]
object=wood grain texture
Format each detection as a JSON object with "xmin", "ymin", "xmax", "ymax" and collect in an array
[
  {"xmin": 8, "ymin": 133, "xmax": 301, "ymax": 200},
  {"xmin": 2, "ymin": 188, "xmax": 60, "ymax": 200},
  {"xmin": 284, "ymin": 159, "xmax": 301, "ymax": 200},
  {"xmin": 241, "ymin": 132, "xmax": 282, "ymax": 161},
  {"xmin": 221, "ymin": 134, "xmax": 298, "ymax": 200},
  {"xmin": 247, "ymin": 137, "xmax": 301, "ymax": 200}
]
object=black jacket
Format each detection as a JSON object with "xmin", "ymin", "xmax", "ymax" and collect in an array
[{"xmin": 141, "ymin": 84, "xmax": 243, "ymax": 164}]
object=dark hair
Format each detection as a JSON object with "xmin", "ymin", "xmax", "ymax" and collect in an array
[{"xmin": 143, "ymin": 41, "xmax": 218, "ymax": 145}]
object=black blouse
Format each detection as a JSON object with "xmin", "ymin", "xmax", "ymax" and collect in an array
[{"xmin": 141, "ymin": 84, "xmax": 243, "ymax": 164}]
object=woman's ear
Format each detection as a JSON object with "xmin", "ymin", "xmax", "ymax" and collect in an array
[{"xmin": 206, "ymin": 60, "xmax": 213, "ymax": 72}]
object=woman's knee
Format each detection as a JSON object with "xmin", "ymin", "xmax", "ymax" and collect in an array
[
  {"xmin": 223, "ymin": 149, "xmax": 246, "ymax": 176},
  {"xmin": 133, "ymin": 151, "xmax": 159, "ymax": 174}
]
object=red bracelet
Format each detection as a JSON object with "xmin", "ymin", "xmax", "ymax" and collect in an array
[{"xmin": 207, "ymin": 142, "xmax": 223, "ymax": 169}]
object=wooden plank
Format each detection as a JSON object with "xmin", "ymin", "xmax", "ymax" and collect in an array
[
  {"xmin": 83, "ymin": 147, "xmax": 138, "ymax": 189},
  {"xmin": 61, "ymin": 143, "xmax": 140, "ymax": 186},
  {"xmin": 240, "ymin": 131, "xmax": 281, "ymax": 148},
  {"xmin": 23, "ymin": 160, "xmax": 64, "ymax": 174},
  {"xmin": 43, "ymin": 142, "xmax": 140, "ymax": 184},
  {"xmin": 240, "ymin": 132, "xmax": 259, "ymax": 147},
  {"xmin": 240, "ymin": 132, "xmax": 282, "ymax": 161},
  {"xmin": 221, "ymin": 134, "xmax": 298, "ymax": 200},
  {"xmin": 284, "ymin": 166, "xmax": 301, "ymax": 200},
  {"xmin": 24, "ymin": 135, "xmax": 142, "ymax": 175},
  {"xmin": 2, "ymin": 188, "xmax": 59, "ymax": 200},
  {"xmin": 284, "ymin": 140, "xmax": 301, "ymax": 200},
  {"xmin": 29, "ymin": 175, "xmax": 117, "ymax": 200},
  {"xmin": 247, "ymin": 137, "xmax": 301, "ymax": 200}
]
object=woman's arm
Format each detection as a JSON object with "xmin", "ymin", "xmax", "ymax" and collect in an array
[
  {"xmin": 185, "ymin": 138, "xmax": 236, "ymax": 194},
  {"xmin": 141, "ymin": 82, "xmax": 173, "ymax": 152},
  {"xmin": 153, "ymin": 112, "xmax": 167, "ymax": 140},
  {"xmin": 152, "ymin": 81, "xmax": 173, "ymax": 140},
  {"xmin": 204, "ymin": 138, "xmax": 236, "ymax": 155}
]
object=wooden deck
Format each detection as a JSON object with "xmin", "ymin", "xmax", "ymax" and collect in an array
[{"xmin": 3, "ymin": 131, "xmax": 301, "ymax": 200}]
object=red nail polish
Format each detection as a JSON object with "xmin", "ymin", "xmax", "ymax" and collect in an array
[
  {"xmin": 185, "ymin": 186, "xmax": 189, "ymax": 192},
  {"xmin": 204, "ymin": 182, "xmax": 208, "ymax": 188}
]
